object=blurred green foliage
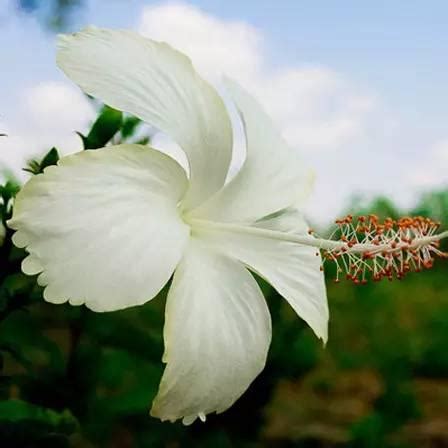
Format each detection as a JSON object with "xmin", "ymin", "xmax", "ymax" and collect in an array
[{"xmin": 0, "ymin": 106, "xmax": 447, "ymax": 448}]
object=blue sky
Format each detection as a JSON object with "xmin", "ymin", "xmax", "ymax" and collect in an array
[
  {"xmin": 1, "ymin": 0, "xmax": 447, "ymax": 223},
  {"xmin": 83, "ymin": 0, "xmax": 448, "ymax": 105}
]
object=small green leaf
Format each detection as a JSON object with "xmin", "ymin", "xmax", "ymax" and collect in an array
[
  {"xmin": 39, "ymin": 147, "xmax": 60, "ymax": 171},
  {"xmin": 121, "ymin": 115, "xmax": 142, "ymax": 139},
  {"xmin": 0, "ymin": 311, "xmax": 64, "ymax": 372},
  {"xmin": 1, "ymin": 273, "xmax": 35, "ymax": 303},
  {"xmin": 0, "ymin": 181, "xmax": 20, "ymax": 202},
  {"xmin": 23, "ymin": 148, "xmax": 59, "ymax": 175},
  {"xmin": 0, "ymin": 399, "xmax": 78, "ymax": 432},
  {"xmin": 75, "ymin": 132, "xmax": 89, "ymax": 149},
  {"xmin": 22, "ymin": 160, "xmax": 41, "ymax": 175},
  {"xmin": 81, "ymin": 105, "xmax": 123, "ymax": 149},
  {"xmin": 135, "ymin": 136, "xmax": 151, "ymax": 146}
]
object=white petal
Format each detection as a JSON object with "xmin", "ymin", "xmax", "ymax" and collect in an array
[
  {"xmin": 151, "ymin": 239, "xmax": 271, "ymax": 424},
  {"xmin": 255, "ymin": 207, "xmax": 310, "ymax": 234},
  {"xmin": 8, "ymin": 145, "xmax": 190, "ymax": 312},
  {"xmin": 190, "ymin": 79, "xmax": 314, "ymax": 223},
  {"xmin": 57, "ymin": 27, "xmax": 232, "ymax": 209},
  {"xmin": 194, "ymin": 210, "xmax": 329, "ymax": 342}
]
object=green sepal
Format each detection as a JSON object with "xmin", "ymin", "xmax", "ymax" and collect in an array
[
  {"xmin": 81, "ymin": 105, "xmax": 123, "ymax": 150},
  {"xmin": 23, "ymin": 148, "xmax": 60, "ymax": 175}
]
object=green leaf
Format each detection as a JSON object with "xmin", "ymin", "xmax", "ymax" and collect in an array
[
  {"xmin": 0, "ymin": 273, "xmax": 35, "ymax": 313},
  {"xmin": 120, "ymin": 115, "xmax": 142, "ymax": 139},
  {"xmin": 90, "ymin": 348, "xmax": 161, "ymax": 417},
  {"xmin": 0, "ymin": 399, "xmax": 78, "ymax": 432},
  {"xmin": 135, "ymin": 136, "xmax": 151, "ymax": 146},
  {"xmin": 22, "ymin": 160, "xmax": 41, "ymax": 175},
  {"xmin": 0, "ymin": 310, "xmax": 64, "ymax": 373},
  {"xmin": 39, "ymin": 147, "xmax": 60, "ymax": 171},
  {"xmin": 75, "ymin": 132, "xmax": 89, "ymax": 150},
  {"xmin": 1, "ymin": 274, "xmax": 34, "ymax": 297},
  {"xmin": 0, "ymin": 181, "xmax": 20, "ymax": 204},
  {"xmin": 81, "ymin": 105, "xmax": 122, "ymax": 149},
  {"xmin": 24, "ymin": 148, "xmax": 60, "ymax": 175}
]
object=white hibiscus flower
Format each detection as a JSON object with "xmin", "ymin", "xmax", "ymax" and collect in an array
[{"xmin": 8, "ymin": 27, "xmax": 329, "ymax": 424}]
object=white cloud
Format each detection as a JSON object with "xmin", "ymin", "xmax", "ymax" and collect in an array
[
  {"xmin": 0, "ymin": 81, "xmax": 94, "ymax": 179},
  {"xmin": 139, "ymin": 2, "xmax": 377, "ymax": 154},
  {"xmin": 432, "ymin": 140, "xmax": 448, "ymax": 162},
  {"xmin": 140, "ymin": 2, "xmax": 262, "ymax": 84},
  {"xmin": 22, "ymin": 82, "xmax": 94, "ymax": 132},
  {"xmin": 258, "ymin": 67, "xmax": 378, "ymax": 150},
  {"xmin": 407, "ymin": 140, "xmax": 448, "ymax": 188}
]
